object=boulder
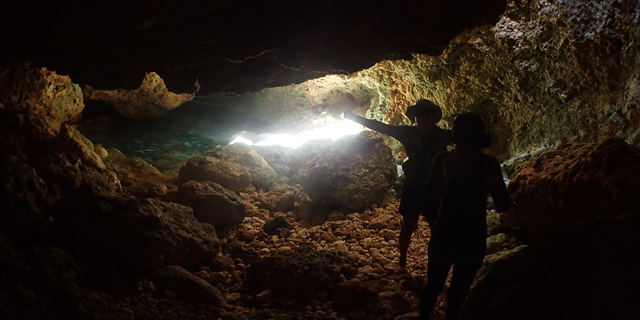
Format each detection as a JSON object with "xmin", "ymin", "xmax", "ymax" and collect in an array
[
  {"xmin": 463, "ymin": 214, "xmax": 640, "ymax": 320},
  {"xmin": 297, "ymin": 131, "xmax": 395, "ymax": 212},
  {"xmin": 150, "ymin": 265, "xmax": 226, "ymax": 307},
  {"xmin": 53, "ymin": 190, "xmax": 219, "ymax": 272},
  {"xmin": 262, "ymin": 216, "xmax": 294, "ymax": 236},
  {"xmin": 0, "ymin": 67, "xmax": 84, "ymax": 140},
  {"xmin": 175, "ymin": 180, "xmax": 247, "ymax": 228},
  {"xmin": 220, "ymin": 144, "xmax": 277, "ymax": 190},
  {"xmin": 243, "ymin": 247, "xmax": 357, "ymax": 299},
  {"xmin": 255, "ymin": 184, "xmax": 305, "ymax": 213},
  {"xmin": 56, "ymin": 123, "xmax": 106, "ymax": 170},
  {"xmin": 177, "ymin": 155, "xmax": 251, "ymax": 192},
  {"xmin": 104, "ymin": 148, "xmax": 170, "ymax": 198},
  {"xmin": 333, "ymin": 278, "xmax": 378, "ymax": 310},
  {"xmin": 506, "ymin": 138, "xmax": 640, "ymax": 234}
]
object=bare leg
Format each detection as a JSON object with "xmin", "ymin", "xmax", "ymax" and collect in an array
[{"xmin": 399, "ymin": 216, "xmax": 419, "ymax": 269}]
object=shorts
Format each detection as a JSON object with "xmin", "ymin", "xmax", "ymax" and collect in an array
[{"xmin": 398, "ymin": 183, "xmax": 438, "ymax": 221}]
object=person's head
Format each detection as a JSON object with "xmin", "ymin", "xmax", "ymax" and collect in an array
[
  {"xmin": 405, "ymin": 99, "xmax": 442, "ymax": 128},
  {"xmin": 450, "ymin": 112, "xmax": 491, "ymax": 149}
]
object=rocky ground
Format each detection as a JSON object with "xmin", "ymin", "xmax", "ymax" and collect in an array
[{"xmin": 107, "ymin": 195, "xmax": 524, "ymax": 320}]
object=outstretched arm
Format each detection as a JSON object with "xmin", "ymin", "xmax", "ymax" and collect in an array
[{"xmin": 343, "ymin": 110, "xmax": 398, "ymax": 137}]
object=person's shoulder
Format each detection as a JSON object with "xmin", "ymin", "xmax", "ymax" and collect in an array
[{"xmin": 481, "ymin": 153, "xmax": 500, "ymax": 165}]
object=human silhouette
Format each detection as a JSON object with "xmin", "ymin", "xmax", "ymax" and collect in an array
[
  {"xmin": 419, "ymin": 112, "xmax": 510, "ymax": 320},
  {"xmin": 344, "ymin": 99, "xmax": 451, "ymax": 273}
]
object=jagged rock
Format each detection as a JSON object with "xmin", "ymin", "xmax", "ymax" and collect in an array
[
  {"xmin": 175, "ymin": 180, "xmax": 247, "ymax": 228},
  {"xmin": 262, "ymin": 216, "xmax": 294, "ymax": 236},
  {"xmin": 256, "ymin": 184, "xmax": 305, "ymax": 213},
  {"xmin": 53, "ymin": 191, "xmax": 219, "ymax": 272},
  {"xmin": 220, "ymin": 144, "xmax": 277, "ymax": 190},
  {"xmin": 243, "ymin": 247, "xmax": 357, "ymax": 299},
  {"xmin": 150, "ymin": 265, "xmax": 226, "ymax": 307},
  {"xmin": 56, "ymin": 123, "xmax": 106, "ymax": 170},
  {"xmin": 82, "ymin": 72, "xmax": 195, "ymax": 118},
  {"xmin": 104, "ymin": 148, "xmax": 169, "ymax": 198},
  {"xmin": 177, "ymin": 155, "xmax": 251, "ymax": 192},
  {"xmin": 297, "ymin": 131, "xmax": 395, "ymax": 212},
  {"xmin": 506, "ymin": 138, "xmax": 640, "ymax": 234},
  {"xmin": 463, "ymin": 214, "xmax": 640, "ymax": 320},
  {"xmin": 0, "ymin": 153, "xmax": 57, "ymax": 243},
  {"xmin": 0, "ymin": 67, "xmax": 84, "ymax": 140},
  {"xmin": 485, "ymin": 233, "xmax": 508, "ymax": 255}
]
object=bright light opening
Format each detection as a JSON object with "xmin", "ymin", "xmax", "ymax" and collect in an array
[{"xmin": 230, "ymin": 120, "xmax": 364, "ymax": 148}]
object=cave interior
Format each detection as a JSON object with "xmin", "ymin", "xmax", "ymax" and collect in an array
[{"xmin": 2, "ymin": 1, "xmax": 640, "ymax": 319}]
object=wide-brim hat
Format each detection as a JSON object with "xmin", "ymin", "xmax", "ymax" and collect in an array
[
  {"xmin": 406, "ymin": 99, "xmax": 443, "ymax": 123},
  {"xmin": 451, "ymin": 112, "xmax": 492, "ymax": 148}
]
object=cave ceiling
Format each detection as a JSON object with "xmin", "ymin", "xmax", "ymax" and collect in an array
[{"xmin": 1, "ymin": 0, "xmax": 507, "ymax": 95}]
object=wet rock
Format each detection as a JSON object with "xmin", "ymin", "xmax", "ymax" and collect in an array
[
  {"xmin": 220, "ymin": 144, "xmax": 278, "ymax": 190},
  {"xmin": 150, "ymin": 265, "xmax": 226, "ymax": 307},
  {"xmin": 507, "ymin": 138, "xmax": 640, "ymax": 234},
  {"xmin": 262, "ymin": 216, "xmax": 294, "ymax": 236},
  {"xmin": 297, "ymin": 131, "xmax": 395, "ymax": 212},
  {"xmin": 0, "ymin": 67, "xmax": 83, "ymax": 140},
  {"xmin": 256, "ymin": 184, "xmax": 305, "ymax": 213},
  {"xmin": 175, "ymin": 180, "xmax": 247, "ymax": 228},
  {"xmin": 82, "ymin": 72, "xmax": 195, "ymax": 118},
  {"xmin": 177, "ymin": 155, "xmax": 251, "ymax": 192},
  {"xmin": 53, "ymin": 191, "xmax": 219, "ymax": 272},
  {"xmin": 243, "ymin": 247, "xmax": 357, "ymax": 299},
  {"xmin": 464, "ymin": 214, "xmax": 640, "ymax": 320}
]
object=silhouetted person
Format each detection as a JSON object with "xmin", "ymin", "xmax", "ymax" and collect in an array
[
  {"xmin": 419, "ymin": 112, "xmax": 510, "ymax": 320},
  {"xmin": 344, "ymin": 99, "xmax": 450, "ymax": 273}
]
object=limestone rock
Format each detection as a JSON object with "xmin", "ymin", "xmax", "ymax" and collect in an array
[
  {"xmin": 82, "ymin": 72, "xmax": 195, "ymax": 118},
  {"xmin": 0, "ymin": 67, "xmax": 84, "ymax": 140},
  {"xmin": 0, "ymin": 153, "xmax": 57, "ymax": 243},
  {"xmin": 297, "ymin": 131, "xmax": 395, "ymax": 211},
  {"xmin": 150, "ymin": 265, "xmax": 226, "ymax": 307},
  {"xmin": 104, "ymin": 148, "xmax": 169, "ymax": 198},
  {"xmin": 175, "ymin": 180, "xmax": 247, "ymax": 228},
  {"xmin": 255, "ymin": 184, "xmax": 305, "ymax": 213},
  {"xmin": 56, "ymin": 123, "xmax": 106, "ymax": 170},
  {"xmin": 220, "ymin": 144, "xmax": 277, "ymax": 190},
  {"xmin": 177, "ymin": 155, "xmax": 251, "ymax": 192},
  {"xmin": 53, "ymin": 191, "xmax": 219, "ymax": 272},
  {"xmin": 506, "ymin": 138, "xmax": 640, "ymax": 234}
]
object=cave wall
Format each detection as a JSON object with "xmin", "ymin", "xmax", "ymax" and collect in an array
[{"xmin": 220, "ymin": 0, "xmax": 640, "ymax": 161}]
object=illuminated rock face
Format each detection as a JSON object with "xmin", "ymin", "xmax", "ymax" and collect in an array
[
  {"xmin": 82, "ymin": 72, "xmax": 195, "ymax": 118},
  {"xmin": 506, "ymin": 137, "xmax": 640, "ymax": 234}
]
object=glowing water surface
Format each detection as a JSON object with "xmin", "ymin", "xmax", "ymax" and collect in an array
[{"xmin": 229, "ymin": 120, "xmax": 364, "ymax": 148}]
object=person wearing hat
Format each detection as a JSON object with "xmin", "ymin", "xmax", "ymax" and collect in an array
[
  {"xmin": 419, "ymin": 112, "xmax": 510, "ymax": 320},
  {"xmin": 343, "ymin": 99, "xmax": 451, "ymax": 273}
]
